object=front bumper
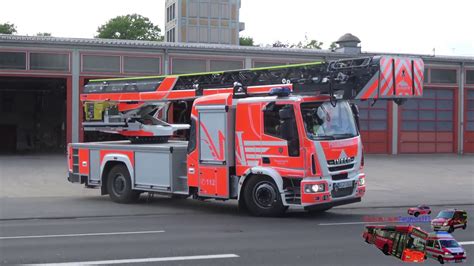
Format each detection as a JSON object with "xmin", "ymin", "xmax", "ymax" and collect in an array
[
  {"xmin": 432, "ymin": 225, "xmax": 451, "ymax": 231},
  {"xmin": 299, "ymin": 173, "xmax": 366, "ymax": 207}
]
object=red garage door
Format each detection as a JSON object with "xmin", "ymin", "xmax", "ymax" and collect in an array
[
  {"xmin": 399, "ymin": 88, "xmax": 456, "ymax": 153},
  {"xmin": 464, "ymin": 88, "xmax": 474, "ymax": 153},
  {"xmin": 358, "ymin": 100, "xmax": 390, "ymax": 154}
]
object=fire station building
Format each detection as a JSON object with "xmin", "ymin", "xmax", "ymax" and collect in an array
[{"xmin": 0, "ymin": 34, "xmax": 473, "ymax": 154}]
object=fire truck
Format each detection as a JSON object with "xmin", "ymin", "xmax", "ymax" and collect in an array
[
  {"xmin": 363, "ymin": 225, "xmax": 428, "ymax": 262},
  {"xmin": 67, "ymin": 55, "xmax": 424, "ymax": 216}
]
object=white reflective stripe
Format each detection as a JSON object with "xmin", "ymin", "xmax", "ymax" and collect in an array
[
  {"xmin": 244, "ymin": 141, "xmax": 287, "ymax": 146},
  {"xmin": 244, "ymin": 147, "xmax": 269, "ymax": 153},
  {"xmin": 459, "ymin": 241, "xmax": 474, "ymax": 245},
  {"xmin": 195, "ymin": 105, "xmax": 227, "ymax": 111},
  {"xmin": 28, "ymin": 254, "xmax": 240, "ymax": 266},
  {"xmin": 247, "ymin": 160, "xmax": 259, "ymax": 166},
  {"xmin": 0, "ymin": 230, "xmax": 165, "ymax": 240},
  {"xmin": 245, "ymin": 154, "xmax": 261, "ymax": 159}
]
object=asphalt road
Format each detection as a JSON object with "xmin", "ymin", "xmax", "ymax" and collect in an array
[{"xmin": 1, "ymin": 202, "xmax": 473, "ymax": 265}]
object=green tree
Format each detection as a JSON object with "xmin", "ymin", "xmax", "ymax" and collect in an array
[
  {"xmin": 96, "ymin": 14, "xmax": 163, "ymax": 41},
  {"xmin": 239, "ymin": 36, "xmax": 254, "ymax": 46},
  {"xmin": 0, "ymin": 22, "xmax": 17, "ymax": 34},
  {"xmin": 329, "ymin": 41, "xmax": 337, "ymax": 51},
  {"xmin": 36, "ymin": 32, "xmax": 52, "ymax": 37},
  {"xmin": 272, "ymin": 41, "xmax": 289, "ymax": 48},
  {"xmin": 304, "ymin": 39, "xmax": 323, "ymax": 49}
]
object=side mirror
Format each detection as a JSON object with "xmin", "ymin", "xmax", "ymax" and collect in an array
[{"xmin": 350, "ymin": 103, "xmax": 360, "ymax": 131}]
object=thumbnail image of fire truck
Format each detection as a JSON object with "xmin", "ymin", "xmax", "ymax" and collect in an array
[
  {"xmin": 363, "ymin": 225, "xmax": 427, "ymax": 262},
  {"xmin": 431, "ymin": 209, "xmax": 468, "ymax": 233},
  {"xmin": 407, "ymin": 205, "xmax": 432, "ymax": 217},
  {"xmin": 425, "ymin": 232, "xmax": 467, "ymax": 264}
]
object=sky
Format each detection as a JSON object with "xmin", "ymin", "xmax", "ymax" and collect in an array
[{"xmin": 1, "ymin": 0, "xmax": 473, "ymax": 56}]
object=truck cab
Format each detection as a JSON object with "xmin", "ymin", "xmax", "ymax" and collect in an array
[{"xmin": 186, "ymin": 89, "xmax": 365, "ymax": 216}]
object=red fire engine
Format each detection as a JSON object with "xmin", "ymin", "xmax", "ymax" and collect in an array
[
  {"xmin": 67, "ymin": 56, "xmax": 424, "ymax": 216},
  {"xmin": 363, "ymin": 225, "xmax": 428, "ymax": 262}
]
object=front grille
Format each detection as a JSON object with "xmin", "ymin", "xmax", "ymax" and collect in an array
[
  {"xmin": 329, "ymin": 164, "xmax": 354, "ymax": 172},
  {"xmin": 332, "ymin": 173, "xmax": 348, "ymax": 180},
  {"xmin": 331, "ymin": 182, "xmax": 355, "ymax": 198}
]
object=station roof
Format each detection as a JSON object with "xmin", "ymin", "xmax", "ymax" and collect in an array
[{"xmin": 1, "ymin": 34, "xmax": 474, "ymax": 64}]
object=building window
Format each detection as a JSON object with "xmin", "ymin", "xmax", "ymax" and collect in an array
[
  {"xmin": 167, "ymin": 3, "xmax": 175, "ymax": 22},
  {"xmin": 430, "ymin": 69, "xmax": 457, "ymax": 84},
  {"xmin": 30, "ymin": 53, "xmax": 69, "ymax": 71},
  {"xmin": 0, "ymin": 52, "xmax": 26, "ymax": 70},
  {"xmin": 467, "ymin": 89, "xmax": 474, "ymax": 131},
  {"xmin": 82, "ymin": 55, "xmax": 120, "ymax": 73},
  {"xmin": 199, "ymin": 2, "xmax": 209, "ymax": 17},
  {"xmin": 123, "ymin": 57, "xmax": 160, "ymax": 74},
  {"xmin": 466, "ymin": 70, "xmax": 474, "ymax": 84},
  {"xmin": 172, "ymin": 58, "xmax": 206, "ymax": 74},
  {"xmin": 210, "ymin": 60, "xmax": 243, "ymax": 71}
]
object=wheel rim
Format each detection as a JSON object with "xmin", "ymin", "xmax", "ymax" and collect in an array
[
  {"xmin": 113, "ymin": 174, "xmax": 127, "ymax": 195},
  {"xmin": 253, "ymin": 182, "xmax": 277, "ymax": 209}
]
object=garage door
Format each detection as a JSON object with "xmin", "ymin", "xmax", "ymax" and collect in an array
[
  {"xmin": 399, "ymin": 88, "xmax": 456, "ymax": 153},
  {"xmin": 358, "ymin": 100, "xmax": 390, "ymax": 154},
  {"xmin": 464, "ymin": 88, "xmax": 474, "ymax": 153}
]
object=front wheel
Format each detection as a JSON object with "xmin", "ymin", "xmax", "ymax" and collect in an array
[
  {"xmin": 414, "ymin": 212, "xmax": 420, "ymax": 217},
  {"xmin": 107, "ymin": 164, "xmax": 140, "ymax": 203},
  {"xmin": 243, "ymin": 176, "xmax": 286, "ymax": 217},
  {"xmin": 448, "ymin": 226, "xmax": 454, "ymax": 233},
  {"xmin": 463, "ymin": 223, "xmax": 467, "ymax": 230},
  {"xmin": 438, "ymin": 256, "xmax": 444, "ymax": 264}
]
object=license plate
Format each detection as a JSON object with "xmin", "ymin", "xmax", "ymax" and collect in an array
[
  {"xmin": 334, "ymin": 181, "xmax": 352, "ymax": 189},
  {"xmin": 455, "ymin": 259, "xmax": 462, "ymax": 263}
]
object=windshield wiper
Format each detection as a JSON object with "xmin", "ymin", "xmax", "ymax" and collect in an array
[
  {"xmin": 333, "ymin": 133, "xmax": 356, "ymax": 139},
  {"xmin": 313, "ymin": 135, "xmax": 336, "ymax": 140}
]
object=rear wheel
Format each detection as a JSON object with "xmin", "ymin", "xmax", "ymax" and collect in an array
[
  {"xmin": 243, "ymin": 176, "xmax": 286, "ymax": 217},
  {"xmin": 107, "ymin": 164, "xmax": 140, "ymax": 203},
  {"xmin": 382, "ymin": 244, "xmax": 390, "ymax": 255},
  {"xmin": 463, "ymin": 223, "xmax": 467, "ymax": 230},
  {"xmin": 448, "ymin": 226, "xmax": 454, "ymax": 233},
  {"xmin": 414, "ymin": 212, "xmax": 420, "ymax": 217},
  {"xmin": 438, "ymin": 256, "xmax": 444, "ymax": 264}
]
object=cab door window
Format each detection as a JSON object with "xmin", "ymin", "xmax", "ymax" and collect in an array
[{"xmin": 263, "ymin": 103, "xmax": 300, "ymax": 156}]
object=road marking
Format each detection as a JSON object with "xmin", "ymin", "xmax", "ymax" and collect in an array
[
  {"xmin": 0, "ymin": 230, "xmax": 165, "ymax": 240},
  {"xmin": 459, "ymin": 241, "xmax": 474, "ymax": 245},
  {"xmin": 27, "ymin": 254, "xmax": 240, "ymax": 265},
  {"xmin": 319, "ymin": 221, "xmax": 384, "ymax": 226}
]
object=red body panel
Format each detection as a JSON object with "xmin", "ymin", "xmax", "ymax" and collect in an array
[{"xmin": 78, "ymin": 148, "xmax": 89, "ymax": 175}]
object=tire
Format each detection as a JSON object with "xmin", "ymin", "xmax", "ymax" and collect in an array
[
  {"xmin": 438, "ymin": 256, "xmax": 444, "ymax": 264},
  {"xmin": 463, "ymin": 223, "xmax": 467, "ymax": 230},
  {"xmin": 428, "ymin": 211, "xmax": 431, "ymax": 214},
  {"xmin": 243, "ymin": 176, "xmax": 286, "ymax": 217},
  {"xmin": 414, "ymin": 212, "xmax": 419, "ymax": 217},
  {"xmin": 107, "ymin": 164, "xmax": 140, "ymax": 203},
  {"xmin": 365, "ymin": 236, "xmax": 370, "ymax": 244},
  {"xmin": 382, "ymin": 244, "xmax": 390, "ymax": 255},
  {"xmin": 448, "ymin": 226, "xmax": 454, "ymax": 233}
]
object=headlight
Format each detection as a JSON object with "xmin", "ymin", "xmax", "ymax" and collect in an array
[
  {"xmin": 359, "ymin": 178, "xmax": 365, "ymax": 186},
  {"xmin": 443, "ymin": 222, "xmax": 449, "ymax": 226},
  {"xmin": 304, "ymin": 183, "xmax": 325, "ymax": 193}
]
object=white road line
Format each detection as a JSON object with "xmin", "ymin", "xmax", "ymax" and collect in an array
[
  {"xmin": 459, "ymin": 241, "xmax": 474, "ymax": 245},
  {"xmin": 27, "ymin": 254, "xmax": 240, "ymax": 265},
  {"xmin": 0, "ymin": 230, "xmax": 165, "ymax": 240}
]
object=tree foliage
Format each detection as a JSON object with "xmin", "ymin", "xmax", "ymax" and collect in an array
[
  {"xmin": 96, "ymin": 14, "xmax": 163, "ymax": 41},
  {"xmin": 329, "ymin": 41, "xmax": 338, "ymax": 51},
  {"xmin": 36, "ymin": 32, "xmax": 52, "ymax": 37},
  {"xmin": 272, "ymin": 37, "xmax": 324, "ymax": 50},
  {"xmin": 0, "ymin": 22, "xmax": 17, "ymax": 34},
  {"xmin": 239, "ymin": 36, "xmax": 254, "ymax": 46}
]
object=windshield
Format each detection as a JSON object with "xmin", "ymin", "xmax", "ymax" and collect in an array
[
  {"xmin": 407, "ymin": 235, "xmax": 426, "ymax": 252},
  {"xmin": 436, "ymin": 211, "xmax": 454, "ymax": 219},
  {"xmin": 301, "ymin": 101, "xmax": 358, "ymax": 140},
  {"xmin": 440, "ymin": 240, "xmax": 460, "ymax": 248}
]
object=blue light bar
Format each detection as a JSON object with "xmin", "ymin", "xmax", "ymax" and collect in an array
[{"xmin": 269, "ymin": 87, "xmax": 291, "ymax": 97}]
